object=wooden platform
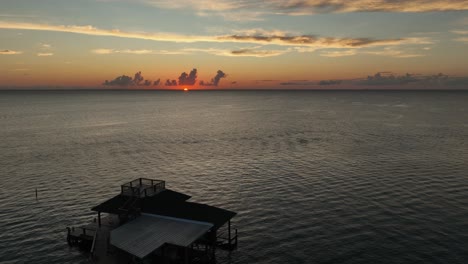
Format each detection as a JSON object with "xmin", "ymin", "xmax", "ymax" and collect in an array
[{"xmin": 68, "ymin": 215, "xmax": 132, "ymax": 263}]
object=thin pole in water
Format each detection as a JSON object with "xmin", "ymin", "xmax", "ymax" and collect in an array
[{"xmin": 35, "ymin": 188, "xmax": 38, "ymax": 200}]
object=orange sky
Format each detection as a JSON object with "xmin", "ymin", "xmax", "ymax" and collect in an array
[{"xmin": 1, "ymin": 0, "xmax": 468, "ymax": 89}]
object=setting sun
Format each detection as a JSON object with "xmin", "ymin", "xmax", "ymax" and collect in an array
[{"xmin": 183, "ymin": 88, "xmax": 189, "ymax": 91}]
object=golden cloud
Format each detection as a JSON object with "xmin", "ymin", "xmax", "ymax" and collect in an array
[
  {"xmin": 0, "ymin": 49, "xmax": 22, "ymax": 55},
  {"xmin": 0, "ymin": 21, "xmax": 421, "ymax": 49},
  {"xmin": 37, "ymin": 52, "xmax": 54, "ymax": 56}
]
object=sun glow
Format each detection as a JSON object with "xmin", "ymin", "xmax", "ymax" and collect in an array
[{"xmin": 183, "ymin": 87, "xmax": 189, "ymax": 91}]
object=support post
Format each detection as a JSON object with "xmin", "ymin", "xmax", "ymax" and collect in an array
[
  {"xmin": 228, "ymin": 220, "xmax": 231, "ymax": 247},
  {"xmin": 98, "ymin": 211, "xmax": 102, "ymax": 227}
]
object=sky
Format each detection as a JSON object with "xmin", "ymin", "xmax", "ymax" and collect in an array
[{"xmin": 1, "ymin": 0, "xmax": 468, "ymax": 89}]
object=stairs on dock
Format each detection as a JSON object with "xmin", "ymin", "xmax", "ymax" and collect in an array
[{"xmin": 118, "ymin": 196, "xmax": 141, "ymax": 220}]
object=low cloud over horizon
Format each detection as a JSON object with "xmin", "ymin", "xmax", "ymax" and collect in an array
[
  {"xmin": 103, "ymin": 71, "xmax": 156, "ymax": 87},
  {"xmin": 276, "ymin": 72, "xmax": 468, "ymax": 89},
  {"xmin": 102, "ymin": 69, "xmax": 228, "ymax": 88},
  {"xmin": 178, "ymin": 69, "xmax": 198, "ymax": 86},
  {"xmin": 199, "ymin": 70, "xmax": 227, "ymax": 86}
]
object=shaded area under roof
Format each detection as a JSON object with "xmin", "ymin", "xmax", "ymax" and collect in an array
[
  {"xmin": 92, "ymin": 189, "xmax": 191, "ymax": 215},
  {"xmin": 111, "ymin": 213, "xmax": 213, "ymax": 259},
  {"xmin": 142, "ymin": 201, "xmax": 237, "ymax": 229}
]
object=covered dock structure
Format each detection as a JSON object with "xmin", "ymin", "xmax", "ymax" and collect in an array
[{"xmin": 67, "ymin": 178, "xmax": 238, "ymax": 263}]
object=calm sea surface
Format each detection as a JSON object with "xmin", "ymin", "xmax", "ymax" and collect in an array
[{"xmin": 1, "ymin": 90, "xmax": 468, "ymax": 264}]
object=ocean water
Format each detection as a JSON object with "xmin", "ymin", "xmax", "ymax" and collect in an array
[{"xmin": 0, "ymin": 90, "xmax": 468, "ymax": 264}]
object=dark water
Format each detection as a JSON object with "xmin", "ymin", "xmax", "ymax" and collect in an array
[{"xmin": 1, "ymin": 90, "xmax": 468, "ymax": 264}]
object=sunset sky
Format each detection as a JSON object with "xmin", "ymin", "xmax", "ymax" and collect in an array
[{"xmin": 1, "ymin": 0, "xmax": 468, "ymax": 89}]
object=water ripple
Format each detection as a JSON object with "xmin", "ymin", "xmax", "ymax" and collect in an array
[{"xmin": 1, "ymin": 91, "xmax": 468, "ymax": 263}]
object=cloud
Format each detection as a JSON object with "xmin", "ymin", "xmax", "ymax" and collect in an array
[
  {"xmin": 0, "ymin": 49, "xmax": 22, "ymax": 55},
  {"xmin": 165, "ymin": 79, "xmax": 177, "ymax": 86},
  {"xmin": 199, "ymin": 70, "xmax": 227, "ymax": 86},
  {"xmin": 37, "ymin": 52, "xmax": 53, "ymax": 56},
  {"xmin": 354, "ymin": 72, "xmax": 468, "ymax": 88},
  {"xmin": 364, "ymin": 47, "xmax": 426, "ymax": 58},
  {"xmin": 104, "ymin": 75, "xmax": 134, "ymax": 86},
  {"xmin": 91, "ymin": 48, "xmax": 188, "ymax": 55},
  {"xmin": 231, "ymin": 28, "xmax": 294, "ymax": 37},
  {"xmin": 91, "ymin": 47, "xmax": 287, "ymax": 57},
  {"xmin": 319, "ymin": 80, "xmax": 342, "ymax": 85},
  {"xmin": 218, "ymin": 34, "xmax": 406, "ymax": 48},
  {"xmin": 178, "ymin": 68, "xmax": 197, "ymax": 86},
  {"xmin": 183, "ymin": 47, "xmax": 290, "ymax": 57},
  {"xmin": 320, "ymin": 49, "xmax": 356, "ymax": 57},
  {"xmin": 359, "ymin": 72, "xmax": 420, "ymax": 85},
  {"xmin": 230, "ymin": 48, "xmax": 288, "ymax": 57},
  {"xmin": 0, "ymin": 22, "xmax": 421, "ymax": 49},
  {"xmin": 451, "ymin": 30, "xmax": 468, "ymax": 43},
  {"xmin": 103, "ymin": 71, "xmax": 154, "ymax": 87},
  {"xmin": 452, "ymin": 30, "xmax": 468, "ymax": 35},
  {"xmin": 196, "ymin": 10, "xmax": 265, "ymax": 21},
  {"xmin": 138, "ymin": 0, "xmax": 468, "ymax": 17},
  {"xmin": 142, "ymin": 0, "xmax": 241, "ymax": 11},
  {"xmin": 277, "ymin": 0, "xmax": 468, "ymax": 14},
  {"xmin": 280, "ymin": 80, "xmax": 315, "ymax": 85},
  {"xmin": 40, "ymin": 43, "xmax": 51, "ymax": 49},
  {"xmin": 455, "ymin": 37, "xmax": 468, "ymax": 43},
  {"xmin": 0, "ymin": 21, "xmax": 217, "ymax": 44},
  {"xmin": 133, "ymin": 71, "xmax": 144, "ymax": 85},
  {"xmin": 92, "ymin": 49, "xmax": 114, "ymax": 54}
]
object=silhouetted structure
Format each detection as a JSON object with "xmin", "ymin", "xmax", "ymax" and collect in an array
[{"xmin": 67, "ymin": 178, "xmax": 237, "ymax": 263}]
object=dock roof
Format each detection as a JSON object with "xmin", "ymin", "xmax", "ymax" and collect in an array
[
  {"xmin": 91, "ymin": 189, "xmax": 191, "ymax": 214},
  {"xmin": 110, "ymin": 213, "xmax": 213, "ymax": 259},
  {"xmin": 92, "ymin": 188, "xmax": 236, "ymax": 229}
]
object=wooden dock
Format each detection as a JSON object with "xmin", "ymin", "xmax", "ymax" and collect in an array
[{"xmin": 67, "ymin": 178, "xmax": 238, "ymax": 263}]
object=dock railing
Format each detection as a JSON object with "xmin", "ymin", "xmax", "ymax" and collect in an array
[
  {"xmin": 121, "ymin": 178, "xmax": 165, "ymax": 198},
  {"xmin": 217, "ymin": 228, "xmax": 238, "ymax": 250},
  {"xmin": 66, "ymin": 226, "xmax": 97, "ymax": 247}
]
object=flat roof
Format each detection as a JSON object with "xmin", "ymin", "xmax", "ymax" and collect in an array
[
  {"xmin": 143, "ymin": 201, "xmax": 237, "ymax": 229},
  {"xmin": 110, "ymin": 213, "xmax": 213, "ymax": 259}
]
